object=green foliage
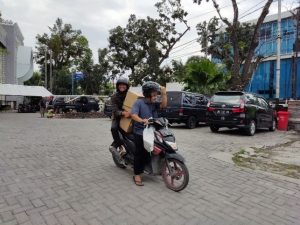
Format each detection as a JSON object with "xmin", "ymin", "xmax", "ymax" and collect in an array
[
  {"xmin": 24, "ymin": 72, "xmax": 43, "ymax": 86},
  {"xmin": 53, "ymin": 68, "xmax": 72, "ymax": 95},
  {"xmin": 197, "ymin": 20, "xmax": 255, "ymax": 72},
  {"xmin": 35, "ymin": 18, "xmax": 93, "ymax": 94},
  {"xmin": 193, "ymin": 0, "xmax": 273, "ymax": 90},
  {"xmin": 173, "ymin": 56, "xmax": 230, "ymax": 95},
  {"xmin": 79, "ymin": 48, "xmax": 111, "ymax": 95},
  {"xmin": 108, "ymin": 0, "xmax": 189, "ymax": 86}
]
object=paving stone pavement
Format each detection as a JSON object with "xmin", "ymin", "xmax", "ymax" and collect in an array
[{"xmin": 0, "ymin": 113, "xmax": 300, "ymax": 225}]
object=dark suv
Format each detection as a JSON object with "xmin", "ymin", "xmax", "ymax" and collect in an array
[
  {"xmin": 160, "ymin": 91, "xmax": 209, "ymax": 129},
  {"xmin": 207, "ymin": 91, "xmax": 276, "ymax": 136},
  {"xmin": 55, "ymin": 96, "xmax": 99, "ymax": 113}
]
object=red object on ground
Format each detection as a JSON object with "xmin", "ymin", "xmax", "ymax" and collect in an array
[{"xmin": 277, "ymin": 111, "xmax": 289, "ymax": 131}]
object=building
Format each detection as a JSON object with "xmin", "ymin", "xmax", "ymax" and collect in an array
[
  {"xmin": 0, "ymin": 20, "xmax": 33, "ymax": 85},
  {"xmin": 248, "ymin": 10, "xmax": 300, "ymax": 99},
  {"xmin": 0, "ymin": 20, "xmax": 34, "ymax": 108}
]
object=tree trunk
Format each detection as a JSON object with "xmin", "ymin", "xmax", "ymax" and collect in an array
[
  {"xmin": 241, "ymin": 0, "xmax": 273, "ymax": 88},
  {"xmin": 229, "ymin": 0, "xmax": 243, "ymax": 90}
]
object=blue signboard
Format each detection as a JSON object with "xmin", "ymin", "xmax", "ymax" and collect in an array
[{"xmin": 73, "ymin": 72, "xmax": 85, "ymax": 81}]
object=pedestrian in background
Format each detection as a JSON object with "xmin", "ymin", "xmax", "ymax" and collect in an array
[{"xmin": 39, "ymin": 97, "xmax": 46, "ymax": 118}]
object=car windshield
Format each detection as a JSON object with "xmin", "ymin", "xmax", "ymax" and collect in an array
[{"xmin": 212, "ymin": 95, "xmax": 242, "ymax": 104}]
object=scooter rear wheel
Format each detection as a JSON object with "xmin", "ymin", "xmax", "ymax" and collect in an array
[
  {"xmin": 162, "ymin": 158, "xmax": 189, "ymax": 192},
  {"xmin": 112, "ymin": 153, "xmax": 126, "ymax": 169}
]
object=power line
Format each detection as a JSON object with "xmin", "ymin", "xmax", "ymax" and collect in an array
[
  {"xmin": 172, "ymin": 38, "xmax": 198, "ymax": 50},
  {"xmin": 240, "ymin": 5, "xmax": 265, "ymax": 20},
  {"xmin": 167, "ymin": 50, "xmax": 202, "ymax": 60},
  {"xmin": 167, "ymin": 0, "xmax": 268, "ymax": 61},
  {"xmin": 170, "ymin": 0, "xmax": 262, "ymax": 55},
  {"xmin": 186, "ymin": 0, "xmax": 249, "ymax": 21},
  {"xmin": 239, "ymin": 0, "xmax": 266, "ymax": 17},
  {"xmin": 170, "ymin": 42, "xmax": 200, "ymax": 55}
]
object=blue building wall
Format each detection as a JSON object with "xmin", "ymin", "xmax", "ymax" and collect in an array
[
  {"xmin": 250, "ymin": 17, "xmax": 300, "ymax": 99},
  {"xmin": 248, "ymin": 59, "xmax": 300, "ymax": 99}
]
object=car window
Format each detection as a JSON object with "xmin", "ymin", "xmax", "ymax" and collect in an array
[
  {"xmin": 258, "ymin": 98, "xmax": 268, "ymax": 109},
  {"xmin": 89, "ymin": 98, "xmax": 96, "ymax": 103},
  {"xmin": 167, "ymin": 92, "xmax": 182, "ymax": 107},
  {"xmin": 245, "ymin": 95, "xmax": 258, "ymax": 105},
  {"xmin": 212, "ymin": 95, "xmax": 242, "ymax": 104},
  {"xmin": 195, "ymin": 95, "xmax": 207, "ymax": 105},
  {"xmin": 183, "ymin": 93, "xmax": 194, "ymax": 105},
  {"xmin": 76, "ymin": 97, "xmax": 88, "ymax": 104}
]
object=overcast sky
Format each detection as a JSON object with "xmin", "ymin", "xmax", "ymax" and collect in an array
[{"xmin": 0, "ymin": 0, "xmax": 296, "ymax": 70}]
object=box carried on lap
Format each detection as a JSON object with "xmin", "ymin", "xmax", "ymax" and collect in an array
[{"xmin": 120, "ymin": 91, "xmax": 143, "ymax": 133}]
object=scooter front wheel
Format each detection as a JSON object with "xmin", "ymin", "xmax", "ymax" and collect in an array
[{"xmin": 162, "ymin": 158, "xmax": 189, "ymax": 192}]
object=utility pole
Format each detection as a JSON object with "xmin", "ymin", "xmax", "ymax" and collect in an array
[
  {"xmin": 292, "ymin": 6, "xmax": 300, "ymax": 99},
  {"xmin": 44, "ymin": 48, "xmax": 47, "ymax": 89},
  {"xmin": 276, "ymin": 0, "xmax": 282, "ymax": 99},
  {"xmin": 72, "ymin": 73, "xmax": 74, "ymax": 95},
  {"xmin": 49, "ymin": 51, "xmax": 53, "ymax": 92}
]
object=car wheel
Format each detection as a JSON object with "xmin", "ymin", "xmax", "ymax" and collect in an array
[
  {"xmin": 210, "ymin": 125, "xmax": 219, "ymax": 133},
  {"xmin": 186, "ymin": 116, "xmax": 196, "ymax": 129},
  {"xmin": 269, "ymin": 118, "xmax": 276, "ymax": 131},
  {"xmin": 246, "ymin": 120, "xmax": 256, "ymax": 136}
]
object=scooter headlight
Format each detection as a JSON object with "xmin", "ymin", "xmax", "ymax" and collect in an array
[{"xmin": 165, "ymin": 141, "xmax": 178, "ymax": 150}]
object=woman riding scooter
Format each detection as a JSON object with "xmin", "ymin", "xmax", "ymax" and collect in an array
[
  {"xmin": 131, "ymin": 81, "xmax": 167, "ymax": 186},
  {"xmin": 109, "ymin": 77, "xmax": 131, "ymax": 156}
]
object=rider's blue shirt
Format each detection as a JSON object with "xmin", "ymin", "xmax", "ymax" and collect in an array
[{"xmin": 130, "ymin": 98, "xmax": 160, "ymax": 135}]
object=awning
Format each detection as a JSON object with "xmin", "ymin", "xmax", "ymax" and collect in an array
[{"xmin": 0, "ymin": 84, "xmax": 53, "ymax": 97}]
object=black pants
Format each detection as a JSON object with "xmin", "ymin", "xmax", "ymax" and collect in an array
[
  {"xmin": 134, "ymin": 134, "xmax": 150, "ymax": 175},
  {"xmin": 111, "ymin": 119, "xmax": 122, "ymax": 148}
]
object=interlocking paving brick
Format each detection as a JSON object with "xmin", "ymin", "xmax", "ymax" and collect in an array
[{"xmin": 0, "ymin": 114, "xmax": 300, "ymax": 225}]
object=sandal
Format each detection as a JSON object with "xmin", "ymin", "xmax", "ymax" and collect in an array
[{"xmin": 133, "ymin": 176, "xmax": 144, "ymax": 186}]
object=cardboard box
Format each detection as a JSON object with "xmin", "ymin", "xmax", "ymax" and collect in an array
[
  {"xmin": 123, "ymin": 91, "xmax": 143, "ymax": 110},
  {"xmin": 120, "ymin": 117, "xmax": 133, "ymax": 133},
  {"xmin": 120, "ymin": 91, "xmax": 143, "ymax": 133}
]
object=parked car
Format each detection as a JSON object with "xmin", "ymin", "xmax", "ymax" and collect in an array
[
  {"xmin": 207, "ymin": 91, "xmax": 276, "ymax": 136},
  {"xmin": 53, "ymin": 97, "xmax": 65, "ymax": 112},
  {"xmin": 18, "ymin": 103, "xmax": 39, "ymax": 113},
  {"xmin": 104, "ymin": 98, "xmax": 112, "ymax": 118},
  {"xmin": 160, "ymin": 91, "xmax": 209, "ymax": 129},
  {"xmin": 55, "ymin": 96, "xmax": 99, "ymax": 113}
]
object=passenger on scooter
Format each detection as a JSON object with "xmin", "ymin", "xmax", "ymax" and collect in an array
[
  {"xmin": 130, "ymin": 81, "xmax": 167, "ymax": 186},
  {"xmin": 109, "ymin": 77, "xmax": 131, "ymax": 156}
]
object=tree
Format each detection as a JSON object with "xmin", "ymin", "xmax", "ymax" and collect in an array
[
  {"xmin": 24, "ymin": 72, "xmax": 43, "ymax": 86},
  {"xmin": 196, "ymin": 16, "xmax": 219, "ymax": 57},
  {"xmin": 108, "ymin": 0, "xmax": 189, "ymax": 86},
  {"xmin": 79, "ymin": 48, "xmax": 111, "ymax": 95},
  {"xmin": 173, "ymin": 56, "xmax": 230, "ymax": 95},
  {"xmin": 53, "ymin": 68, "xmax": 72, "ymax": 95},
  {"xmin": 197, "ymin": 20, "xmax": 258, "ymax": 75},
  {"xmin": 35, "ymin": 18, "xmax": 92, "ymax": 94},
  {"xmin": 194, "ymin": 0, "xmax": 273, "ymax": 90}
]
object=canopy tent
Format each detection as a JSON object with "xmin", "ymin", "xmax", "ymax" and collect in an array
[{"xmin": 0, "ymin": 84, "xmax": 53, "ymax": 97}]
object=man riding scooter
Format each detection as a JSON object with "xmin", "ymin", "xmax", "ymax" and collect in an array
[
  {"xmin": 131, "ymin": 81, "xmax": 167, "ymax": 186},
  {"xmin": 109, "ymin": 77, "xmax": 131, "ymax": 156}
]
